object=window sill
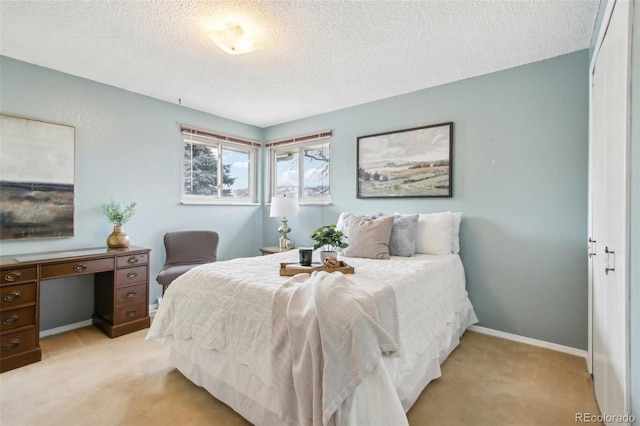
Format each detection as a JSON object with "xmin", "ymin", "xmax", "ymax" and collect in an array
[
  {"xmin": 180, "ymin": 201, "xmax": 260, "ymax": 206},
  {"xmin": 298, "ymin": 201, "xmax": 333, "ymax": 206},
  {"xmin": 265, "ymin": 202, "xmax": 333, "ymax": 206}
]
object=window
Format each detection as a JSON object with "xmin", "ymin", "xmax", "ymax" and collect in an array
[
  {"xmin": 267, "ymin": 131, "xmax": 331, "ymax": 203},
  {"xmin": 182, "ymin": 125, "xmax": 259, "ymax": 204}
]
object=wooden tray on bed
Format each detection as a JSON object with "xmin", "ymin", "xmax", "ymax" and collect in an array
[{"xmin": 279, "ymin": 261, "xmax": 355, "ymax": 276}]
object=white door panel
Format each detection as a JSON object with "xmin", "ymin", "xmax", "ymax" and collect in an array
[{"xmin": 590, "ymin": 0, "xmax": 631, "ymax": 423}]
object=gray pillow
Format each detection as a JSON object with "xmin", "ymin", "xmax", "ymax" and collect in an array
[
  {"xmin": 335, "ymin": 212, "xmax": 383, "ymax": 251},
  {"xmin": 342, "ymin": 215, "xmax": 394, "ymax": 259},
  {"xmin": 389, "ymin": 214, "xmax": 419, "ymax": 256},
  {"xmin": 336, "ymin": 212, "xmax": 383, "ymax": 234}
]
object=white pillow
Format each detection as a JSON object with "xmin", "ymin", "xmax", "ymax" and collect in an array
[
  {"xmin": 416, "ymin": 212, "xmax": 453, "ymax": 255},
  {"xmin": 451, "ymin": 212, "xmax": 462, "ymax": 254}
]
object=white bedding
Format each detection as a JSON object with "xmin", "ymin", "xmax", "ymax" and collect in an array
[{"xmin": 147, "ymin": 250, "xmax": 477, "ymax": 425}]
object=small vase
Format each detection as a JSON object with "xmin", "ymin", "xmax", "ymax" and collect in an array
[
  {"xmin": 320, "ymin": 251, "xmax": 337, "ymax": 263},
  {"xmin": 107, "ymin": 225, "xmax": 130, "ymax": 248}
]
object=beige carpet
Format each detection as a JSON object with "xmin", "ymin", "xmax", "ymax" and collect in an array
[{"xmin": 0, "ymin": 327, "xmax": 601, "ymax": 426}]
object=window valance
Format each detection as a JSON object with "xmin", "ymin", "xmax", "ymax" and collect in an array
[
  {"xmin": 265, "ymin": 130, "xmax": 332, "ymax": 149},
  {"xmin": 181, "ymin": 125, "xmax": 260, "ymax": 148}
]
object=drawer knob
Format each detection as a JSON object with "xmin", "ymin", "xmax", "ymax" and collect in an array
[
  {"xmin": 127, "ymin": 271, "xmax": 138, "ymax": 279},
  {"xmin": 4, "ymin": 271, "xmax": 22, "ymax": 282},
  {"xmin": 73, "ymin": 263, "xmax": 87, "ymax": 272},
  {"xmin": 2, "ymin": 339, "xmax": 20, "ymax": 351},
  {"xmin": 127, "ymin": 257, "xmax": 139, "ymax": 264},
  {"xmin": 3, "ymin": 291, "xmax": 22, "ymax": 302},
  {"xmin": 2, "ymin": 315, "xmax": 20, "ymax": 326},
  {"xmin": 127, "ymin": 291, "xmax": 137, "ymax": 298},
  {"xmin": 126, "ymin": 309, "xmax": 137, "ymax": 317}
]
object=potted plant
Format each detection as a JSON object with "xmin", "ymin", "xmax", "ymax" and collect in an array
[
  {"xmin": 310, "ymin": 224, "xmax": 348, "ymax": 263},
  {"xmin": 102, "ymin": 199, "xmax": 137, "ymax": 248}
]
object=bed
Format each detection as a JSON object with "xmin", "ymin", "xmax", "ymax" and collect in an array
[
  {"xmin": 147, "ymin": 245, "xmax": 477, "ymax": 425},
  {"xmin": 147, "ymin": 211, "xmax": 477, "ymax": 425}
]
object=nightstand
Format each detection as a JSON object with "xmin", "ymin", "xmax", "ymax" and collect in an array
[{"xmin": 259, "ymin": 246, "xmax": 292, "ymax": 256}]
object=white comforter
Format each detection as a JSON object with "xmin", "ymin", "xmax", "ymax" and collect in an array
[{"xmin": 147, "ymin": 251, "xmax": 475, "ymax": 420}]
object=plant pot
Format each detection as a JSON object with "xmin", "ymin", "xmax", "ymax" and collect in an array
[
  {"xmin": 107, "ymin": 225, "xmax": 130, "ymax": 248},
  {"xmin": 320, "ymin": 250, "xmax": 337, "ymax": 263}
]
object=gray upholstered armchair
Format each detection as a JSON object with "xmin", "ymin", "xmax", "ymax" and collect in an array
[{"xmin": 156, "ymin": 230, "xmax": 219, "ymax": 295}]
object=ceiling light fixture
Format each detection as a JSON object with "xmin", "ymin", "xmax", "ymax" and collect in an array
[{"xmin": 210, "ymin": 23, "xmax": 256, "ymax": 55}]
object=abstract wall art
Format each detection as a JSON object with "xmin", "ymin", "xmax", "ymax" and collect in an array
[{"xmin": 0, "ymin": 114, "xmax": 75, "ymax": 240}]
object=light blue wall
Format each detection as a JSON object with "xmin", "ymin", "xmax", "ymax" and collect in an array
[
  {"xmin": 265, "ymin": 51, "xmax": 590, "ymax": 350},
  {"xmin": 0, "ymin": 56, "xmax": 264, "ymax": 330}
]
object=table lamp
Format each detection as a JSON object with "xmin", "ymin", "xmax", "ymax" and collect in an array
[{"xmin": 270, "ymin": 195, "xmax": 299, "ymax": 249}]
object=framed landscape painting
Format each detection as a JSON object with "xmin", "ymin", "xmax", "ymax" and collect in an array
[
  {"xmin": 357, "ymin": 122, "xmax": 453, "ymax": 198},
  {"xmin": 0, "ymin": 114, "xmax": 75, "ymax": 240}
]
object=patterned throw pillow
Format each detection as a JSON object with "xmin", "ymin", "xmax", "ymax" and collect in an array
[
  {"xmin": 389, "ymin": 214, "xmax": 419, "ymax": 257},
  {"xmin": 451, "ymin": 212, "xmax": 462, "ymax": 254}
]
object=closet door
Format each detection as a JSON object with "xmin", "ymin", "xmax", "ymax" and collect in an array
[{"xmin": 590, "ymin": 0, "xmax": 631, "ymax": 422}]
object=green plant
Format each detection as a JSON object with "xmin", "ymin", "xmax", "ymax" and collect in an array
[
  {"xmin": 310, "ymin": 224, "xmax": 348, "ymax": 252},
  {"xmin": 102, "ymin": 199, "xmax": 137, "ymax": 226}
]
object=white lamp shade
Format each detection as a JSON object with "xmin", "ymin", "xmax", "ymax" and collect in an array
[{"xmin": 270, "ymin": 196, "xmax": 299, "ymax": 217}]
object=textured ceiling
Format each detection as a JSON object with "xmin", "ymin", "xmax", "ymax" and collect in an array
[{"xmin": 0, "ymin": 1, "xmax": 599, "ymax": 128}]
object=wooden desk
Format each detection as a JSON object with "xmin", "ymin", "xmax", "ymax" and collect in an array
[{"xmin": 0, "ymin": 246, "xmax": 151, "ymax": 373}]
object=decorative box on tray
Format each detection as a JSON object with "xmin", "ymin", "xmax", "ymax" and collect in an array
[{"xmin": 279, "ymin": 261, "xmax": 355, "ymax": 276}]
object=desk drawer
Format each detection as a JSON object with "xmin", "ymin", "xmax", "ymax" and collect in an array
[
  {"xmin": 41, "ymin": 257, "xmax": 114, "ymax": 279},
  {"xmin": 116, "ymin": 266, "xmax": 147, "ymax": 287},
  {"xmin": 1, "ymin": 306, "xmax": 36, "ymax": 332},
  {"xmin": 1, "ymin": 328, "xmax": 37, "ymax": 358},
  {"xmin": 1, "ymin": 283, "xmax": 36, "ymax": 310},
  {"xmin": 116, "ymin": 283, "xmax": 147, "ymax": 305},
  {"xmin": 117, "ymin": 253, "xmax": 148, "ymax": 268},
  {"xmin": 115, "ymin": 302, "xmax": 146, "ymax": 324},
  {"xmin": 1, "ymin": 267, "xmax": 37, "ymax": 286}
]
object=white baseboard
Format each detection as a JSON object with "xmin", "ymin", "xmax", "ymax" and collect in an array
[
  {"xmin": 40, "ymin": 319, "xmax": 93, "ymax": 338},
  {"xmin": 468, "ymin": 325, "xmax": 588, "ymax": 359},
  {"xmin": 40, "ymin": 304, "xmax": 159, "ymax": 338}
]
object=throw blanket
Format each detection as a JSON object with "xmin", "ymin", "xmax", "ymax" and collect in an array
[{"xmin": 272, "ymin": 271, "xmax": 400, "ymax": 426}]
